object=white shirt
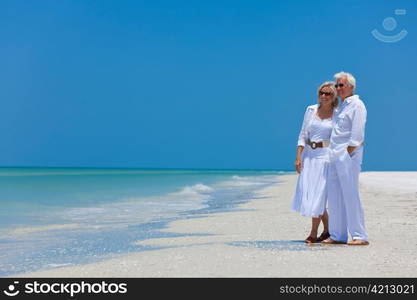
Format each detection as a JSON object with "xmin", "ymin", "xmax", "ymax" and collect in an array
[
  {"xmin": 330, "ymin": 94, "xmax": 367, "ymax": 163},
  {"xmin": 309, "ymin": 115, "xmax": 333, "ymax": 143},
  {"xmin": 297, "ymin": 104, "xmax": 332, "ymax": 147}
]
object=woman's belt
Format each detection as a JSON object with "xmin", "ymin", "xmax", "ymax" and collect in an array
[{"xmin": 306, "ymin": 139, "xmax": 330, "ymax": 149}]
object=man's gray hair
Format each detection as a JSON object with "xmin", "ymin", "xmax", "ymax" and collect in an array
[{"xmin": 334, "ymin": 71, "xmax": 356, "ymax": 90}]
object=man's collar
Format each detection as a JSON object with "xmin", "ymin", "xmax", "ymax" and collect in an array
[{"xmin": 342, "ymin": 94, "xmax": 358, "ymax": 104}]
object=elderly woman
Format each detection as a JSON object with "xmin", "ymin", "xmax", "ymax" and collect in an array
[{"xmin": 291, "ymin": 81, "xmax": 338, "ymax": 243}]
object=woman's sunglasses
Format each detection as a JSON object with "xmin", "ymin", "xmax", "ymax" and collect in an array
[{"xmin": 319, "ymin": 91, "xmax": 333, "ymax": 96}]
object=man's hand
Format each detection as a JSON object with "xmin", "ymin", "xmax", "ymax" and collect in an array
[
  {"xmin": 295, "ymin": 159, "xmax": 302, "ymax": 174},
  {"xmin": 347, "ymin": 146, "xmax": 356, "ymax": 154}
]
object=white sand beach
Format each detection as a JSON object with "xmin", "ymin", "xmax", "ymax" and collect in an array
[{"xmin": 16, "ymin": 172, "xmax": 417, "ymax": 277}]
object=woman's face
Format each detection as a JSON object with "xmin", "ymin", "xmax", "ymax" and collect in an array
[{"xmin": 318, "ymin": 86, "xmax": 334, "ymax": 107}]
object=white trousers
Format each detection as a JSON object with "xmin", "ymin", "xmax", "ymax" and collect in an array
[{"xmin": 327, "ymin": 152, "xmax": 368, "ymax": 242}]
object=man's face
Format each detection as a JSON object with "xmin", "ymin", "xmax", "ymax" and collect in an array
[{"xmin": 336, "ymin": 77, "xmax": 354, "ymax": 99}]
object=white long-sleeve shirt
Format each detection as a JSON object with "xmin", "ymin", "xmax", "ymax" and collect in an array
[
  {"xmin": 297, "ymin": 104, "xmax": 332, "ymax": 147},
  {"xmin": 297, "ymin": 104, "xmax": 317, "ymax": 147},
  {"xmin": 330, "ymin": 94, "xmax": 367, "ymax": 164}
]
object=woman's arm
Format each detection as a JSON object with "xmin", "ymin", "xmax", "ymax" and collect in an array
[
  {"xmin": 295, "ymin": 106, "xmax": 310, "ymax": 173},
  {"xmin": 295, "ymin": 145, "xmax": 304, "ymax": 174},
  {"xmin": 297, "ymin": 108, "xmax": 310, "ymax": 148}
]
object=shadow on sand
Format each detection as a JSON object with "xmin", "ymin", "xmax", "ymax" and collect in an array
[{"xmin": 228, "ymin": 240, "xmax": 332, "ymax": 251}]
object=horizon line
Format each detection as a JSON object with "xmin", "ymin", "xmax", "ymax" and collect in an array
[{"xmin": 0, "ymin": 166, "xmax": 290, "ymax": 171}]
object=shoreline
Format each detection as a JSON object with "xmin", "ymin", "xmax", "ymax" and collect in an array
[{"xmin": 14, "ymin": 172, "xmax": 417, "ymax": 277}]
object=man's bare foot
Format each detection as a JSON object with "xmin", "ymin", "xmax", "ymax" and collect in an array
[
  {"xmin": 321, "ymin": 238, "xmax": 346, "ymax": 244},
  {"xmin": 347, "ymin": 239, "xmax": 369, "ymax": 246}
]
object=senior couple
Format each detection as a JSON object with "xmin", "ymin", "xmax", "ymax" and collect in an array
[{"xmin": 291, "ymin": 71, "xmax": 369, "ymax": 246}]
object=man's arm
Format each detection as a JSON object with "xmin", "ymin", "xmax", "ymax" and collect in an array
[{"xmin": 348, "ymin": 102, "xmax": 367, "ymax": 153}]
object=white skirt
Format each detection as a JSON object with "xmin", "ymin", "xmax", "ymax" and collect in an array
[{"xmin": 291, "ymin": 146, "xmax": 329, "ymax": 218}]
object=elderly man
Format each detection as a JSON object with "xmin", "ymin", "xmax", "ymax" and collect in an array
[{"xmin": 322, "ymin": 71, "xmax": 369, "ymax": 245}]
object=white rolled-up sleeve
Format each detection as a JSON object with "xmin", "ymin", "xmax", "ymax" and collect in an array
[
  {"xmin": 297, "ymin": 107, "xmax": 310, "ymax": 147},
  {"xmin": 349, "ymin": 102, "xmax": 367, "ymax": 147}
]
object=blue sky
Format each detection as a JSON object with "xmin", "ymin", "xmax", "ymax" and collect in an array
[{"xmin": 1, "ymin": 0, "xmax": 416, "ymax": 170}]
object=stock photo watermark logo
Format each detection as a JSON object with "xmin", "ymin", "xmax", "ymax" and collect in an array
[
  {"xmin": 3, "ymin": 280, "xmax": 128, "ymax": 297},
  {"xmin": 371, "ymin": 9, "xmax": 408, "ymax": 43},
  {"xmin": 3, "ymin": 281, "xmax": 20, "ymax": 297}
]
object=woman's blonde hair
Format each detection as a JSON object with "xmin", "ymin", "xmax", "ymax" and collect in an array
[{"xmin": 317, "ymin": 81, "xmax": 338, "ymax": 108}]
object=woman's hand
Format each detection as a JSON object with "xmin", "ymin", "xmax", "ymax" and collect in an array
[
  {"xmin": 294, "ymin": 146, "xmax": 304, "ymax": 174},
  {"xmin": 295, "ymin": 159, "xmax": 302, "ymax": 174}
]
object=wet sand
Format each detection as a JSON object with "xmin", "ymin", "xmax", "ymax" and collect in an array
[{"xmin": 16, "ymin": 172, "xmax": 417, "ymax": 277}]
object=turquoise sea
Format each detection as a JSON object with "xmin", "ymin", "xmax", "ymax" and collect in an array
[{"xmin": 0, "ymin": 168, "xmax": 285, "ymax": 276}]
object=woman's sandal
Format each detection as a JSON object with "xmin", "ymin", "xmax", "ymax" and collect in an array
[
  {"xmin": 304, "ymin": 236, "xmax": 317, "ymax": 243},
  {"xmin": 317, "ymin": 231, "xmax": 330, "ymax": 242}
]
